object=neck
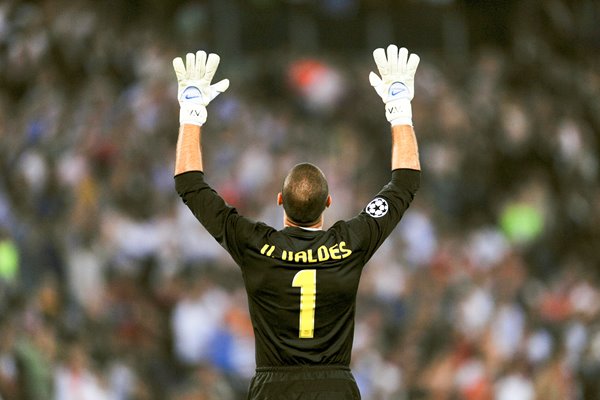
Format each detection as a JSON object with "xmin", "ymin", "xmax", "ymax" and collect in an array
[{"xmin": 283, "ymin": 215, "xmax": 323, "ymax": 230}]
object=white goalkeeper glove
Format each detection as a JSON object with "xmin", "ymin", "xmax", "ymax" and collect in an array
[
  {"xmin": 369, "ymin": 45, "xmax": 420, "ymax": 127},
  {"xmin": 173, "ymin": 50, "xmax": 230, "ymax": 126}
]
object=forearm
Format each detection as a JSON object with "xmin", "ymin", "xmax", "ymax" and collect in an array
[
  {"xmin": 391, "ymin": 124, "xmax": 420, "ymax": 171},
  {"xmin": 174, "ymin": 124, "xmax": 203, "ymax": 175}
]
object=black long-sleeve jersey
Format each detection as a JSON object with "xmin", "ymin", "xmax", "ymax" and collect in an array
[{"xmin": 175, "ymin": 169, "xmax": 420, "ymax": 368}]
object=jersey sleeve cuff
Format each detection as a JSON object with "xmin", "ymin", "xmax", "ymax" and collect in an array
[
  {"xmin": 391, "ymin": 168, "xmax": 420, "ymax": 194},
  {"xmin": 174, "ymin": 170, "xmax": 206, "ymax": 196}
]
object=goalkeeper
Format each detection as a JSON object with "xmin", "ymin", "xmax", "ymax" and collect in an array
[{"xmin": 173, "ymin": 45, "xmax": 421, "ymax": 399}]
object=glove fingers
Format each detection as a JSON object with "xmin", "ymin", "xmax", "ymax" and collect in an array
[
  {"xmin": 203, "ymin": 53, "xmax": 221, "ymax": 84},
  {"xmin": 398, "ymin": 47, "xmax": 408, "ymax": 74},
  {"xmin": 195, "ymin": 51, "xmax": 207, "ymax": 80},
  {"xmin": 173, "ymin": 57, "xmax": 186, "ymax": 81},
  {"xmin": 373, "ymin": 48, "xmax": 388, "ymax": 78},
  {"xmin": 407, "ymin": 53, "xmax": 420, "ymax": 74},
  {"xmin": 185, "ymin": 53, "xmax": 195, "ymax": 79},
  {"xmin": 387, "ymin": 44, "xmax": 399, "ymax": 75}
]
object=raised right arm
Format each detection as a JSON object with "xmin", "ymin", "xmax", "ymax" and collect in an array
[{"xmin": 172, "ymin": 50, "xmax": 229, "ymax": 176}]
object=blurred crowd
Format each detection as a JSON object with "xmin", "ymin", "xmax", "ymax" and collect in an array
[{"xmin": 1, "ymin": 0, "xmax": 599, "ymax": 399}]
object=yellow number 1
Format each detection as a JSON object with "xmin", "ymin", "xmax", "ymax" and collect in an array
[{"xmin": 292, "ymin": 269, "xmax": 317, "ymax": 338}]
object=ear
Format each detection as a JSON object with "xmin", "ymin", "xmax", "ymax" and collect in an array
[
  {"xmin": 326, "ymin": 195, "xmax": 332, "ymax": 208},
  {"xmin": 277, "ymin": 192, "xmax": 283, "ymax": 206}
]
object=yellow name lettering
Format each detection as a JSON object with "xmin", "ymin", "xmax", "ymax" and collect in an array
[
  {"xmin": 329, "ymin": 244, "xmax": 341, "ymax": 260},
  {"xmin": 295, "ymin": 251, "xmax": 307, "ymax": 263},
  {"xmin": 317, "ymin": 246, "xmax": 330, "ymax": 262},
  {"xmin": 339, "ymin": 241, "xmax": 352, "ymax": 258},
  {"xmin": 260, "ymin": 244, "xmax": 270, "ymax": 255},
  {"xmin": 261, "ymin": 242, "xmax": 352, "ymax": 264}
]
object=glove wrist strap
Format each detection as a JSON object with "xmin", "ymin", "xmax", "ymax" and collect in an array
[
  {"xmin": 386, "ymin": 98, "xmax": 412, "ymax": 127},
  {"xmin": 179, "ymin": 104, "xmax": 207, "ymax": 126}
]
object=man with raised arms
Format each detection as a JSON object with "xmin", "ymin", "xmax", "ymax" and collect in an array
[{"xmin": 173, "ymin": 44, "xmax": 421, "ymax": 399}]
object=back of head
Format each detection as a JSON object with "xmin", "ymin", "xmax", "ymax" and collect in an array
[{"xmin": 282, "ymin": 163, "xmax": 329, "ymax": 226}]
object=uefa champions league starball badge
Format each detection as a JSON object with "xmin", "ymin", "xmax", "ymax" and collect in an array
[{"xmin": 365, "ymin": 198, "xmax": 389, "ymax": 218}]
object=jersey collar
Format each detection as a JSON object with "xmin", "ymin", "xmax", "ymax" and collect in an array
[{"xmin": 297, "ymin": 226, "xmax": 322, "ymax": 232}]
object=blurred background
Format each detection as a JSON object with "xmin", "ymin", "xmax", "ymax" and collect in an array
[{"xmin": 1, "ymin": 0, "xmax": 599, "ymax": 399}]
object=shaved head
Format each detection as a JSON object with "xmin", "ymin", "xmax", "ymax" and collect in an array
[{"xmin": 281, "ymin": 163, "xmax": 329, "ymax": 226}]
